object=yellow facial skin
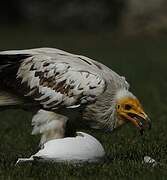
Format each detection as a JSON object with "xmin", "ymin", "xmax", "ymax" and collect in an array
[{"xmin": 116, "ymin": 97, "xmax": 151, "ymax": 133}]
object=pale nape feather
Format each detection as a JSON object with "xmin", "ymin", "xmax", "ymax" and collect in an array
[
  {"xmin": 0, "ymin": 47, "xmax": 130, "ymax": 144},
  {"xmin": 115, "ymin": 89, "xmax": 136, "ymax": 101}
]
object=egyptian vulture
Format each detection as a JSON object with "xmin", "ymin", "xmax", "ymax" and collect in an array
[{"xmin": 0, "ymin": 48, "xmax": 151, "ymax": 145}]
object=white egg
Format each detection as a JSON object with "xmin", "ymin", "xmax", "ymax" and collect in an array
[
  {"xmin": 143, "ymin": 156, "xmax": 157, "ymax": 167},
  {"xmin": 16, "ymin": 132, "xmax": 105, "ymax": 164}
]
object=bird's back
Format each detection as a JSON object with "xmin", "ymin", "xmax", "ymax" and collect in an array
[
  {"xmin": 0, "ymin": 47, "xmax": 131, "ymax": 145},
  {"xmin": 0, "ymin": 48, "xmax": 128, "ymax": 110}
]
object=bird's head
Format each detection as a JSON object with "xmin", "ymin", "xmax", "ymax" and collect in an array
[{"xmin": 114, "ymin": 90, "xmax": 151, "ymax": 134}]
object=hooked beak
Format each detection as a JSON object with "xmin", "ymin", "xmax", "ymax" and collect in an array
[{"xmin": 126, "ymin": 113, "xmax": 151, "ymax": 135}]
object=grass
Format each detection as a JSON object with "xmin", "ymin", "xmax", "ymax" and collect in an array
[{"xmin": 0, "ymin": 27, "xmax": 167, "ymax": 179}]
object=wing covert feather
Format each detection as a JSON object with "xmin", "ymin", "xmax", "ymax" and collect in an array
[{"xmin": 17, "ymin": 55, "xmax": 106, "ymax": 109}]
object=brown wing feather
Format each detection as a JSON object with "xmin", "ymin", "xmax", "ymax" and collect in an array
[{"xmin": 17, "ymin": 55, "xmax": 106, "ymax": 110}]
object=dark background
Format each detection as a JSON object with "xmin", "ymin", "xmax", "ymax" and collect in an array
[
  {"xmin": 0, "ymin": 0, "xmax": 124, "ymax": 32},
  {"xmin": 0, "ymin": 0, "xmax": 167, "ymax": 179},
  {"xmin": 1, "ymin": 0, "xmax": 167, "ymax": 34}
]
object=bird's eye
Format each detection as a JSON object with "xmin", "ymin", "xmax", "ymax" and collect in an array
[
  {"xmin": 125, "ymin": 104, "xmax": 132, "ymax": 110},
  {"xmin": 117, "ymin": 105, "xmax": 120, "ymax": 109}
]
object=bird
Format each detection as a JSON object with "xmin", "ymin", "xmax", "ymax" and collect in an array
[
  {"xmin": 16, "ymin": 131, "xmax": 105, "ymax": 164},
  {"xmin": 0, "ymin": 47, "xmax": 151, "ymax": 146}
]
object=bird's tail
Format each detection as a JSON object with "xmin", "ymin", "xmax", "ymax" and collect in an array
[
  {"xmin": 0, "ymin": 53, "xmax": 27, "ymax": 109},
  {"xmin": 0, "ymin": 91, "xmax": 22, "ymax": 108},
  {"xmin": 0, "ymin": 53, "xmax": 29, "ymax": 73}
]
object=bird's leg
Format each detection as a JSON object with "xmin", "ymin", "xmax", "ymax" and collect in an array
[
  {"xmin": 40, "ymin": 119, "xmax": 66, "ymax": 144},
  {"xmin": 59, "ymin": 108, "xmax": 82, "ymax": 138},
  {"xmin": 31, "ymin": 110, "xmax": 68, "ymax": 146},
  {"xmin": 64, "ymin": 120, "xmax": 77, "ymax": 137}
]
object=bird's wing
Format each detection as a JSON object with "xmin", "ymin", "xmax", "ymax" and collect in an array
[
  {"xmin": 13, "ymin": 50, "xmax": 107, "ymax": 110},
  {"xmin": 0, "ymin": 48, "xmax": 130, "ymax": 110},
  {"xmin": 0, "ymin": 48, "xmax": 129, "ymax": 144}
]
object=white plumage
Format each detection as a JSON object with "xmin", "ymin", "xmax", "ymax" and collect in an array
[
  {"xmin": 0, "ymin": 47, "xmax": 150, "ymax": 150},
  {"xmin": 16, "ymin": 132, "xmax": 105, "ymax": 164},
  {"xmin": 16, "ymin": 52, "xmax": 107, "ymax": 109}
]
